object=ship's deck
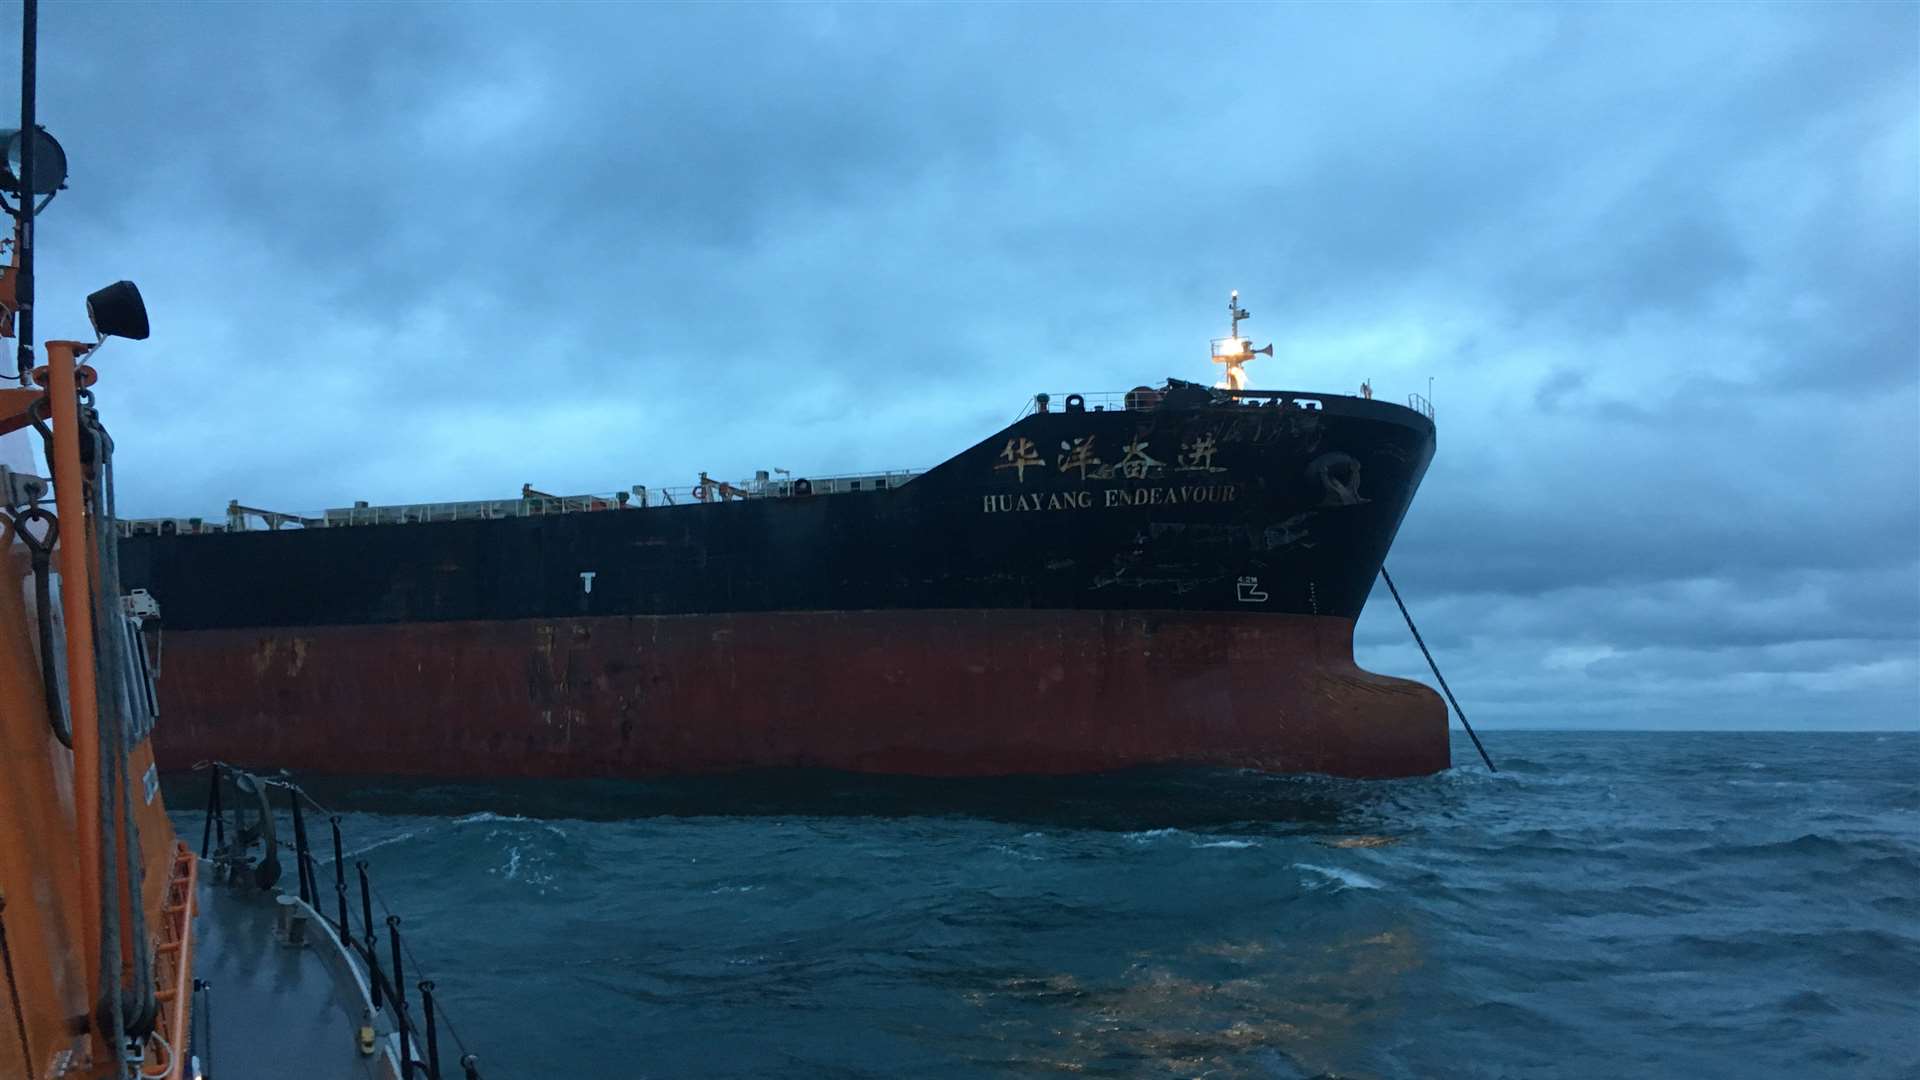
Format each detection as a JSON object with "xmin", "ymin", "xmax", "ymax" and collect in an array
[{"xmin": 193, "ymin": 877, "xmax": 395, "ymax": 1079}]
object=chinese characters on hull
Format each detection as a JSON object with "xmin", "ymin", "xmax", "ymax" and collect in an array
[
  {"xmin": 1058, "ymin": 436, "xmax": 1102, "ymax": 479},
  {"xmin": 993, "ymin": 428, "xmax": 1233, "ymax": 486},
  {"xmin": 1115, "ymin": 438, "xmax": 1164, "ymax": 479},
  {"xmin": 1176, "ymin": 432, "xmax": 1223, "ymax": 472},
  {"xmin": 995, "ymin": 437, "xmax": 1044, "ymax": 482}
]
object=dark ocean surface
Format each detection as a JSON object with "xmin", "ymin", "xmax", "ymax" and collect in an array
[{"xmin": 180, "ymin": 732, "xmax": 1920, "ymax": 1079}]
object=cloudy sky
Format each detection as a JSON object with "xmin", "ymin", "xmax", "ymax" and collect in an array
[{"xmin": 14, "ymin": 2, "xmax": 1917, "ymax": 730}]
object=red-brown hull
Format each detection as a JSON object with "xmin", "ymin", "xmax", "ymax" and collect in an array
[{"xmin": 148, "ymin": 610, "xmax": 1448, "ymax": 780}]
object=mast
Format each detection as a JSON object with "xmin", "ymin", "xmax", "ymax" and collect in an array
[
  {"xmin": 1210, "ymin": 290, "xmax": 1272, "ymax": 393},
  {"xmin": 13, "ymin": 0, "xmax": 32, "ymax": 383}
]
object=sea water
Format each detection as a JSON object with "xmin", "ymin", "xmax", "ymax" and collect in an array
[{"xmin": 180, "ymin": 731, "xmax": 1919, "ymax": 1078}]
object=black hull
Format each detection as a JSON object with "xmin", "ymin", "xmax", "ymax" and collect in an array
[{"xmin": 122, "ymin": 391, "xmax": 1435, "ymax": 630}]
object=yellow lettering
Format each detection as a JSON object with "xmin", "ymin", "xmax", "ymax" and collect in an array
[{"xmin": 989, "ymin": 483, "xmax": 1245, "ymax": 513}]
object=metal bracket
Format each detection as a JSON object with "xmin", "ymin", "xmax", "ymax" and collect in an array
[{"xmin": 0, "ymin": 463, "xmax": 49, "ymax": 508}]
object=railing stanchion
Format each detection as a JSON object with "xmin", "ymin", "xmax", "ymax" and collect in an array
[
  {"xmin": 385, "ymin": 910, "xmax": 408, "ymax": 1068},
  {"xmin": 388, "ymin": 915, "xmax": 408, "ymax": 1014},
  {"xmin": 330, "ymin": 815, "xmax": 348, "ymax": 938},
  {"xmin": 358, "ymin": 861, "xmax": 381, "ymax": 1011},
  {"xmin": 389, "ymin": 915, "xmax": 411, "ymax": 1078},
  {"xmin": 288, "ymin": 786, "xmax": 313, "ymax": 905},
  {"xmin": 419, "ymin": 980, "xmax": 442, "ymax": 1080}
]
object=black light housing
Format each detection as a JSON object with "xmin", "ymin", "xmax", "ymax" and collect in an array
[
  {"xmin": 87, "ymin": 280, "xmax": 148, "ymax": 341},
  {"xmin": 0, "ymin": 126, "xmax": 66, "ymax": 195}
]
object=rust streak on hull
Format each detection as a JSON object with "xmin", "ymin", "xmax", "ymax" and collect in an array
[{"xmin": 150, "ymin": 610, "xmax": 1449, "ymax": 780}]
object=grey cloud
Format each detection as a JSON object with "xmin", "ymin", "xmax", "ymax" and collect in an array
[{"xmin": 12, "ymin": 1, "xmax": 1915, "ymax": 729}]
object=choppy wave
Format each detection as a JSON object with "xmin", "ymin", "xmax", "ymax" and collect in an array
[
  {"xmin": 1293, "ymin": 862, "xmax": 1384, "ymax": 890},
  {"xmin": 173, "ymin": 730, "xmax": 1920, "ymax": 1078}
]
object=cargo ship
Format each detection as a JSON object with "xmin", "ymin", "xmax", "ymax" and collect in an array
[{"xmin": 120, "ymin": 295, "xmax": 1450, "ymax": 779}]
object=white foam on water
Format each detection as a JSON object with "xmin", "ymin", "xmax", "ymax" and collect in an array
[
  {"xmin": 1123, "ymin": 828, "xmax": 1183, "ymax": 844},
  {"xmin": 455, "ymin": 811, "xmax": 531, "ymax": 825},
  {"xmin": 708, "ymin": 884, "xmax": 762, "ymax": 894},
  {"xmin": 1294, "ymin": 863, "xmax": 1383, "ymax": 890},
  {"xmin": 1193, "ymin": 839, "xmax": 1259, "ymax": 849},
  {"xmin": 343, "ymin": 830, "xmax": 416, "ymax": 859}
]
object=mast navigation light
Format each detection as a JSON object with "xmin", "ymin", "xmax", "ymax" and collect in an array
[
  {"xmin": 0, "ymin": 126, "xmax": 66, "ymax": 196},
  {"xmin": 1210, "ymin": 290, "xmax": 1271, "ymax": 392}
]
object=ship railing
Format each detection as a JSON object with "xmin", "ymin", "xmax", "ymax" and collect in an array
[
  {"xmin": 196, "ymin": 763, "xmax": 492, "ymax": 1080},
  {"xmin": 1014, "ymin": 391, "xmax": 1140, "ymax": 418},
  {"xmin": 119, "ymin": 470, "xmax": 928, "ymax": 534},
  {"xmin": 1014, "ymin": 386, "xmax": 1458, "ymax": 424},
  {"xmin": 1017, "ymin": 387, "xmax": 1346, "ymax": 420}
]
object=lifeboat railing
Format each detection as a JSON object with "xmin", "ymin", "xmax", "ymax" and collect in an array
[{"xmin": 196, "ymin": 762, "xmax": 491, "ymax": 1079}]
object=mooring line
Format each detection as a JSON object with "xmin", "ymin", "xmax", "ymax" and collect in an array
[{"xmin": 1380, "ymin": 565, "xmax": 1497, "ymax": 772}]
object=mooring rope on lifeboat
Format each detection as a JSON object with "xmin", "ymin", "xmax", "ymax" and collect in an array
[
  {"xmin": 0, "ymin": 892, "xmax": 38, "ymax": 1080},
  {"xmin": 88, "ymin": 405, "xmax": 158, "ymax": 1044},
  {"xmin": 1, "ymin": 499, "xmax": 67, "ymax": 747},
  {"xmin": 93, "ymin": 650, "xmax": 126, "ymax": 1077},
  {"xmin": 9, "ymin": 397, "xmax": 72, "ymax": 748},
  {"xmin": 1380, "ymin": 565, "xmax": 1497, "ymax": 772}
]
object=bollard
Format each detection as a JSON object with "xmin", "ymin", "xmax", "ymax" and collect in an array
[
  {"xmin": 330, "ymin": 815, "xmax": 348, "ymax": 938},
  {"xmin": 459, "ymin": 1053, "xmax": 482, "ymax": 1080},
  {"xmin": 275, "ymin": 893, "xmax": 309, "ymax": 947},
  {"xmin": 419, "ymin": 980, "xmax": 442, "ymax": 1080}
]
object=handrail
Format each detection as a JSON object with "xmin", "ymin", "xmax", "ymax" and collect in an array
[
  {"xmin": 155, "ymin": 842, "xmax": 197, "ymax": 1080},
  {"xmin": 196, "ymin": 762, "xmax": 491, "ymax": 1078},
  {"xmin": 1018, "ymin": 385, "xmax": 1433, "ymax": 421},
  {"xmin": 121, "ymin": 468, "xmax": 929, "ymax": 535},
  {"xmin": 1016, "ymin": 387, "xmax": 1341, "ymax": 419}
]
